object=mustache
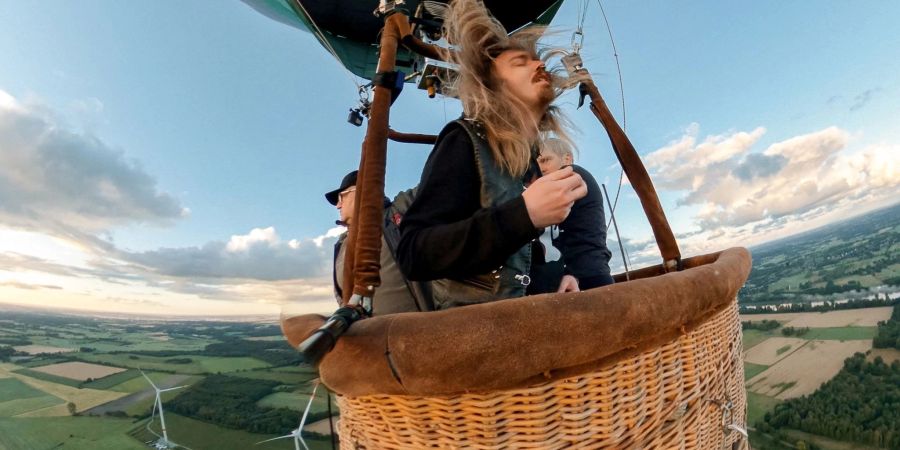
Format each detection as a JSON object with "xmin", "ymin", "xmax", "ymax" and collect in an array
[{"xmin": 532, "ymin": 69, "xmax": 551, "ymax": 83}]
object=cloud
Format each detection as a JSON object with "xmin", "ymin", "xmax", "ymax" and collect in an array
[
  {"xmin": 0, "ymin": 281, "xmax": 62, "ymax": 291},
  {"xmin": 0, "ymin": 90, "xmax": 185, "ymax": 234},
  {"xmin": 849, "ymin": 88, "xmax": 881, "ymax": 112},
  {"xmin": 644, "ymin": 124, "xmax": 898, "ymax": 240},
  {"xmin": 645, "ymin": 123, "xmax": 767, "ymax": 191},
  {"xmin": 827, "ymin": 87, "xmax": 882, "ymax": 112},
  {"xmin": 124, "ymin": 226, "xmax": 341, "ymax": 281}
]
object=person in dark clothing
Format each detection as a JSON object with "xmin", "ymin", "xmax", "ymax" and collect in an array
[
  {"xmin": 396, "ymin": 124, "xmax": 543, "ymax": 281},
  {"xmin": 536, "ymin": 138, "xmax": 613, "ymax": 292},
  {"xmin": 396, "ymin": 0, "xmax": 587, "ymax": 309},
  {"xmin": 326, "ymin": 170, "xmax": 422, "ymax": 315}
]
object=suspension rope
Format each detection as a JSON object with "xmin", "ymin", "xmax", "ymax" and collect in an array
[{"xmin": 593, "ymin": 0, "xmax": 628, "ymax": 231}]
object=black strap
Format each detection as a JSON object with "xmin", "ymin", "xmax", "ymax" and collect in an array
[{"xmin": 372, "ymin": 71, "xmax": 405, "ymax": 105}]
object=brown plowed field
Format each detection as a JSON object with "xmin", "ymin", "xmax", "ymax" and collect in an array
[
  {"xmin": 747, "ymin": 340, "xmax": 872, "ymax": 399},
  {"xmin": 31, "ymin": 362, "xmax": 125, "ymax": 381},
  {"xmin": 739, "ymin": 307, "xmax": 892, "ymax": 328},
  {"xmin": 743, "ymin": 337, "xmax": 807, "ymax": 365}
]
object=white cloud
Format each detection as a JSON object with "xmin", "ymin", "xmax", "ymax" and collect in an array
[
  {"xmin": 633, "ymin": 124, "xmax": 899, "ymax": 260},
  {"xmin": 312, "ymin": 226, "xmax": 346, "ymax": 247},
  {"xmin": 124, "ymin": 226, "xmax": 339, "ymax": 281},
  {"xmin": 226, "ymin": 227, "xmax": 279, "ymax": 252},
  {"xmin": 0, "ymin": 89, "xmax": 184, "ymax": 234}
]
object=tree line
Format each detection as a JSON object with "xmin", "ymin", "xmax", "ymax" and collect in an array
[
  {"xmin": 165, "ymin": 374, "xmax": 328, "ymax": 435},
  {"xmin": 873, "ymin": 303, "xmax": 900, "ymax": 350},
  {"xmin": 107, "ymin": 338, "xmax": 302, "ymax": 367},
  {"xmin": 758, "ymin": 353, "xmax": 900, "ymax": 448},
  {"xmin": 742, "ymin": 320, "xmax": 780, "ymax": 331},
  {"xmin": 741, "ymin": 296, "xmax": 898, "ymax": 315}
]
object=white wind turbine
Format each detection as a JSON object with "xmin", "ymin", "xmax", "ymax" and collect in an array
[
  {"xmin": 141, "ymin": 370, "xmax": 192, "ymax": 450},
  {"xmin": 257, "ymin": 380, "xmax": 321, "ymax": 450}
]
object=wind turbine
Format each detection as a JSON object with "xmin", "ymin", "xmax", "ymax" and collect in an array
[
  {"xmin": 140, "ymin": 370, "xmax": 192, "ymax": 450},
  {"xmin": 257, "ymin": 380, "xmax": 320, "ymax": 450}
]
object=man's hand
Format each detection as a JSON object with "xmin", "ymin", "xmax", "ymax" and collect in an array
[
  {"xmin": 557, "ymin": 274, "xmax": 580, "ymax": 293},
  {"xmin": 522, "ymin": 166, "xmax": 587, "ymax": 228}
]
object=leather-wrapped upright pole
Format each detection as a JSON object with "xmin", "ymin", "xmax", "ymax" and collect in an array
[
  {"xmin": 341, "ymin": 11, "xmax": 403, "ymax": 303},
  {"xmin": 581, "ymin": 80, "xmax": 682, "ymax": 270}
]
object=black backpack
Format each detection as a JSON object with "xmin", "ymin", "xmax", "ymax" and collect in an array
[{"xmin": 382, "ymin": 187, "xmax": 435, "ymax": 312}]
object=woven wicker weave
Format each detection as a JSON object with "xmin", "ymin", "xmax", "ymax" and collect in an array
[{"xmin": 335, "ymin": 301, "xmax": 746, "ymax": 449}]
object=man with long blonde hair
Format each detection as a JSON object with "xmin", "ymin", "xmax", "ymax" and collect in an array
[{"xmin": 397, "ymin": 0, "xmax": 587, "ymax": 309}]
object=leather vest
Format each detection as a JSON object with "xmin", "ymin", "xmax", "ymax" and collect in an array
[{"xmin": 432, "ymin": 119, "xmax": 533, "ymax": 310}]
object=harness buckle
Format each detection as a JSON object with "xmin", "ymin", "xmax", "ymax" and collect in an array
[{"xmin": 514, "ymin": 274, "xmax": 531, "ymax": 286}]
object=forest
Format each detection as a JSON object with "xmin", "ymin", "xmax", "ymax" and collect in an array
[
  {"xmin": 873, "ymin": 303, "xmax": 900, "ymax": 350},
  {"xmin": 165, "ymin": 374, "xmax": 329, "ymax": 435},
  {"xmin": 758, "ymin": 353, "xmax": 900, "ymax": 448}
]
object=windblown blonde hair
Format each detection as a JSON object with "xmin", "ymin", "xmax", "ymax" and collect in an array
[{"xmin": 442, "ymin": 0, "xmax": 581, "ymax": 177}]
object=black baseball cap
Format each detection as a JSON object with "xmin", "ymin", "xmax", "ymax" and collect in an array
[{"xmin": 325, "ymin": 170, "xmax": 358, "ymax": 205}]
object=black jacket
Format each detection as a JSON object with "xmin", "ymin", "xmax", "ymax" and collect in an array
[
  {"xmin": 553, "ymin": 164, "xmax": 613, "ymax": 289},
  {"xmin": 397, "ymin": 123, "xmax": 541, "ymax": 281}
]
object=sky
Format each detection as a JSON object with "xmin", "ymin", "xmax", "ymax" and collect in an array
[{"xmin": 0, "ymin": 1, "xmax": 897, "ymax": 318}]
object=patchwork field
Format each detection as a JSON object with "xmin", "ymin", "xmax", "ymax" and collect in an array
[
  {"xmin": 801, "ymin": 326, "xmax": 878, "ymax": 341},
  {"xmin": 0, "ymin": 378, "xmax": 65, "ymax": 418},
  {"xmin": 128, "ymin": 412, "xmax": 333, "ymax": 450},
  {"xmin": 77, "ymin": 353, "xmax": 270, "ymax": 374},
  {"xmin": 256, "ymin": 390, "xmax": 330, "ymax": 415},
  {"xmin": 0, "ymin": 363, "xmax": 127, "ymax": 415},
  {"xmin": 30, "ymin": 361, "xmax": 126, "ymax": 381},
  {"xmin": 84, "ymin": 374, "xmax": 198, "ymax": 417},
  {"xmin": 244, "ymin": 335, "xmax": 285, "ymax": 341},
  {"xmin": 743, "ymin": 337, "xmax": 807, "ymax": 365},
  {"xmin": 740, "ymin": 307, "xmax": 892, "ymax": 328},
  {"xmin": 743, "ymin": 362, "xmax": 769, "ymax": 381},
  {"xmin": 0, "ymin": 416, "xmax": 146, "ymax": 450},
  {"xmin": 747, "ymin": 340, "xmax": 872, "ymax": 399},
  {"xmin": 12, "ymin": 345, "xmax": 75, "ymax": 355}
]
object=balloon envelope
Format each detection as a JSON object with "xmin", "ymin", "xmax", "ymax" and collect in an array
[{"xmin": 242, "ymin": 0, "xmax": 565, "ymax": 79}]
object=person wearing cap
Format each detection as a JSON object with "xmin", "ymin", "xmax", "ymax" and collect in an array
[{"xmin": 326, "ymin": 170, "xmax": 423, "ymax": 316}]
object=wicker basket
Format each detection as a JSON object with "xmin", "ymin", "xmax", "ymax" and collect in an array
[{"xmin": 335, "ymin": 302, "xmax": 745, "ymax": 449}]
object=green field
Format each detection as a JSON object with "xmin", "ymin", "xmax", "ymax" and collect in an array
[
  {"xmin": 744, "ymin": 362, "xmax": 769, "ymax": 381},
  {"xmin": 0, "ymin": 416, "xmax": 146, "ymax": 450},
  {"xmin": 0, "ymin": 378, "xmax": 46, "ymax": 403},
  {"xmin": 0, "ymin": 379, "xmax": 65, "ymax": 417},
  {"xmin": 746, "ymin": 391, "xmax": 782, "ymax": 427},
  {"xmin": 129, "ymin": 412, "xmax": 334, "ymax": 450},
  {"xmin": 256, "ymin": 391, "xmax": 331, "ymax": 415},
  {"xmin": 0, "ymin": 395, "xmax": 65, "ymax": 417},
  {"xmin": 77, "ymin": 353, "xmax": 270, "ymax": 374},
  {"xmin": 749, "ymin": 430, "xmax": 794, "ymax": 450},
  {"xmin": 104, "ymin": 370, "xmax": 180, "ymax": 393},
  {"xmin": 236, "ymin": 368, "xmax": 315, "ymax": 384},
  {"xmin": 81, "ymin": 368, "xmax": 142, "ymax": 390},
  {"xmin": 742, "ymin": 329, "xmax": 781, "ymax": 351}
]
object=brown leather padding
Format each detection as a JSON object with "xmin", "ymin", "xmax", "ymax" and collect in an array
[
  {"xmin": 283, "ymin": 247, "xmax": 751, "ymax": 397},
  {"xmin": 341, "ymin": 15, "xmax": 403, "ymax": 302},
  {"xmin": 583, "ymin": 79, "xmax": 681, "ymax": 268}
]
